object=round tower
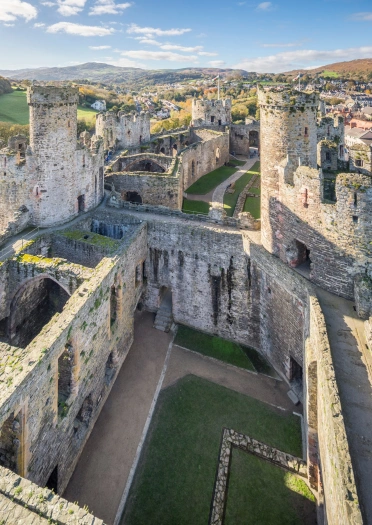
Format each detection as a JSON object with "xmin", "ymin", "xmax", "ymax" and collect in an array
[
  {"xmin": 257, "ymin": 88, "xmax": 319, "ymax": 253},
  {"xmin": 27, "ymin": 85, "xmax": 79, "ymax": 226},
  {"xmin": 192, "ymin": 98, "xmax": 231, "ymax": 126}
]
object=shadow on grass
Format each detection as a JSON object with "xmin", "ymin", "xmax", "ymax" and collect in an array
[
  {"xmin": 225, "ymin": 449, "xmax": 316, "ymax": 525},
  {"xmin": 122, "ymin": 375, "xmax": 302, "ymax": 525}
]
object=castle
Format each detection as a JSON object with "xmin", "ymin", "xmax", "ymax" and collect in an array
[{"xmin": 0, "ymin": 85, "xmax": 371, "ymax": 525}]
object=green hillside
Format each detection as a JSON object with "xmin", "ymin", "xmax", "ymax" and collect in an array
[
  {"xmin": 0, "ymin": 90, "xmax": 29, "ymax": 124},
  {"xmin": 0, "ymin": 90, "xmax": 98, "ymax": 126}
]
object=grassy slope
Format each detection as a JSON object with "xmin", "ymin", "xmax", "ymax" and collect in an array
[
  {"xmin": 0, "ymin": 90, "xmax": 98, "ymax": 125},
  {"xmin": 182, "ymin": 199, "xmax": 210, "ymax": 215},
  {"xmin": 174, "ymin": 325, "xmax": 255, "ymax": 371},
  {"xmin": 123, "ymin": 375, "xmax": 302, "ymax": 525},
  {"xmin": 225, "ymin": 450, "xmax": 316, "ymax": 525},
  {"xmin": 223, "ymin": 161, "xmax": 260, "ymax": 217}
]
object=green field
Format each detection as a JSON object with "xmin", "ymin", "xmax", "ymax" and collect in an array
[
  {"xmin": 225, "ymin": 450, "xmax": 316, "ymax": 525},
  {"xmin": 321, "ymin": 70, "xmax": 340, "ymax": 78},
  {"xmin": 0, "ymin": 90, "xmax": 29, "ymax": 124},
  {"xmin": 122, "ymin": 375, "xmax": 303, "ymax": 525},
  {"xmin": 0, "ymin": 90, "xmax": 98, "ymax": 125},
  {"xmin": 182, "ymin": 199, "xmax": 210, "ymax": 214}
]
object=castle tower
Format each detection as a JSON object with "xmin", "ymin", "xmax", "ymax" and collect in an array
[
  {"xmin": 96, "ymin": 111, "xmax": 151, "ymax": 151},
  {"xmin": 257, "ymin": 88, "xmax": 319, "ymax": 253},
  {"xmin": 192, "ymin": 99, "xmax": 231, "ymax": 126},
  {"xmin": 27, "ymin": 85, "xmax": 80, "ymax": 226}
]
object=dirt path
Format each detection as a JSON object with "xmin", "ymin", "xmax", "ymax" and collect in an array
[
  {"xmin": 163, "ymin": 345, "xmax": 296, "ymax": 412},
  {"xmin": 211, "ymin": 157, "xmax": 257, "ymax": 207},
  {"xmin": 317, "ymin": 288, "xmax": 372, "ymax": 524},
  {"xmin": 63, "ymin": 311, "xmax": 172, "ymax": 525}
]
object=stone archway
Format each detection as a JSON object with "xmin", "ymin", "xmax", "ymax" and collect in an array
[{"xmin": 9, "ymin": 275, "xmax": 70, "ymax": 348}]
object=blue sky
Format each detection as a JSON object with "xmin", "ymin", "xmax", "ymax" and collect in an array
[{"xmin": 1, "ymin": 0, "xmax": 372, "ymax": 72}]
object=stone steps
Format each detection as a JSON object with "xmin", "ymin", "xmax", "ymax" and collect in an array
[{"xmin": 154, "ymin": 306, "xmax": 173, "ymax": 332}]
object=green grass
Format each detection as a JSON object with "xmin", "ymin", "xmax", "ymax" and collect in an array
[
  {"xmin": 225, "ymin": 450, "xmax": 316, "ymax": 525},
  {"xmin": 321, "ymin": 70, "xmax": 339, "ymax": 78},
  {"xmin": 0, "ymin": 90, "xmax": 97, "ymax": 125},
  {"xmin": 229, "ymin": 159, "xmax": 245, "ymax": 167},
  {"xmin": 243, "ymin": 196, "xmax": 261, "ymax": 219},
  {"xmin": 182, "ymin": 199, "xmax": 210, "ymax": 215},
  {"xmin": 175, "ymin": 325, "xmax": 255, "ymax": 371},
  {"xmin": 123, "ymin": 375, "xmax": 303, "ymax": 525},
  {"xmin": 77, "ymin": 105, "xmax": 98, "ymax": 124},
  {"xmin": 185, "ymin": 165, "xmax": 239, "ymax": 195},
  {"xmin": 175, "ymin": 325, "xmax": 277, "ymax": 376},
  {"xmin": 0, "ymin": 90, "xmax": 29, "ymax": 124},
  {"xmin": 223, "ymin": 161, "xmax": 260, "ymax": 217},
  {"xmin": 60, "ymin": 230, "xmax": 120, "ymax": 250}
]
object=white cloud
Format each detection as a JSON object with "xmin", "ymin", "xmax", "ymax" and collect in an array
[
  {"xmin": 127, "ymin": 23, "xmax": 191, "ymax": 37},
  {"xmin": 34, "ymin": 21, "xmax": 45, "ymax": 26},
  {"xmin": 199, "ymin": 51, "xmax": 218, "ymax": 56},
  {"xmin": 0, "ymin": 0, "xmax": 37, "ymax": 22},
  {"xmin": 209, "ymin": 60, "xmax": 226, "ymax": 67},
  {"xmin": 89, "ymin": 0, "xmax": 131, "ymax": 16},
  {"xmin": 160, "ymin": 44, "xmax": 203, "ymax": 52},
  {"xmin": 109, "ymin": 57, "xmax": 146, "ymax": 68},
  {"xmin": 54, "ymin": 0, "xmax": 87, "ymax": 16},
  {"xmin": 234, "ymin": 46, "xmax": 372, "ymax": 73},
  {"xmin": 256, "ymin": 2, "xmax": 273, "ymax": 11},
  {"xmin": 136, "ymin": 38, "xmax": 162, "ymax": 45},
  {"xmin": 351, "ymin": 12, "xmax": 372, "ymax": 21},
  {"xmin": 40, "ymin": 1, "xmax": 55, "ymax": 5},
  {"xmin": 120, "ymin": 50, "xmax": 198, "ymax": 62},
  {"xmin": 47, "ymin": 21, "xmax": 115, "ymax": 36},
  {"xmin": 89, "ymin": 45, "xmax": 112, "ymax": 49},
  {"xmin": 4, "ymin": 22, "xmax": 15, "ymax": 26}
]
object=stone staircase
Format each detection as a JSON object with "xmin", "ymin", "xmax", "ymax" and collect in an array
[{"xmin": 154, "ymin": 290, "xmax": 173, "ymax": 332}]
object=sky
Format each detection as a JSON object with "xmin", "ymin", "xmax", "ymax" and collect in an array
[{"xmin": 1, "ymin": 0, "xmax": 372, "ymax": 73}]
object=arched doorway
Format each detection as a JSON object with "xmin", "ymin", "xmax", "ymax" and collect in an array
[
  {"xmin": 9, "ymin": 276, "xmax": 70, "ymax": 348},
  {"xmin": 172, "ymin": 144, "xmax": 178, "ymax": 157},
  {"xmin": 215, "ymin": 147, "xmax": 220, "ymax": 165},
  {"xmin": 126, "ymin": 191, "xmax": 142, "ymax": 204},
  {"xmin": 249, "ymin": 130, "xmax": 259, "ymax": 147}
]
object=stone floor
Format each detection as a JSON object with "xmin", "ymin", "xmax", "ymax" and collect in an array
[
  {"xmin": 317, "ymin": 288, "xmax": 372, "ymax": 524},
  {"xmin": 63, "ymin": 311, "xmax": 297, "ymax": 524}
]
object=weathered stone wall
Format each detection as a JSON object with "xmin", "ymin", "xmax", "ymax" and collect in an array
[
  {"xmin": 317, "ymin": 115, "xmax": 344, "ymax": 160},
  {"xmin": 0, "ymin": 465, "xmax": 104, "ymax": 524},
  {"xmin": 317, "ymin": 140, "xmax": 338, "ymax": 171},
  {"xmin": 230, "ymin": 123, "xmax": 260, "ymax": 155},
  {"xmin": 192, "ymin": 98, "xmax": 232, "ymax": 126},
  {"xmin": 96, "ymin": 111, "xmax": 150, "ymax": 151},
  {"xmin": 140, "ymin": 217, "xmax": 260, "ymax": 347},
  {"xmin": 180, "ymin": 130, "xmax": 229, "ymax": 191},
  {"xmin": 106, "ymin": 170, "xmax": 181, "ymax": 209},
  {"xmin": 118, "ymin": 153, "xmax": 173, "ymax": 172},
  {"xmin": 0, "ymin": 221, "xmax": 147, "ymax": 494},
  {"xmin": 305, "ymin": 296, "xmax": 363, "ymax": 525}
]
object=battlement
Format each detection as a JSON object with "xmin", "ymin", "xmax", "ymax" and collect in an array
[
  {"xmin": 192, "ymin": 98, "xmax": 231, "ymax": 108},
  {"xmin": 258, "ymin": 88, "xmax": 319, "ymax": 109},
  {"xmin": 27, "ymin": 85, "xmax": 79, "ymax": 106}
]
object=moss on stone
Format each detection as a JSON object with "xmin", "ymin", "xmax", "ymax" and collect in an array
[{"xmin": 60, "ymin": 230, "xmax": 121, "ymax": 251}]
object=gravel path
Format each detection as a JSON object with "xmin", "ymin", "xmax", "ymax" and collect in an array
[{"xmin": 211, "ymin": 157, "xmax": 257, "ymax": 207}]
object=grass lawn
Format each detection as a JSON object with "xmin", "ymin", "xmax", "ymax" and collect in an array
[
  {"xmin": 321, "ymin": 70, "xmax": 339, "ymax": 78},
  {"xmin": 0, "ymin": 90, "xmax": 29, "ymax": 124},
  {"xmin": 182, "ymin": 199, "xmax": 210, "ymax": 215},
  {"xmin": 223, "ymin": 161, "xmax": 260, "ymax": 217},
  {"xmin": 229, "ymin": 159, "xmax": 245, "ymax": 167},
  {"xmin": 0, "ymin": 90, "xmax": 98, "ymax": 126},
  {"xmin": 122, "ymin": 375, "xmax": 302, "ymax": 525},
  {"xmin": 175, "ymin": 325, "xmax": 255, "ymax": 371},
  {"xmin": 225, "ymin": 450, "xmax": 316, "ymax": 525},
  {"xmin": 185, "ymin": 165, "xmax": 239, "ymax": 195},
  {"xmin": 174, "ymin": 325, "xmax": 277, "ymax": 376},
  {"xmin": 243, "ymin": 196, "xmax": 261, "ymax": 219}
]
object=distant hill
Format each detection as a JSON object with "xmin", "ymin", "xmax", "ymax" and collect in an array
[
  {"xmin": 0, "ymin": 62, "xmax": 249, "ymax": 87},
  {"xmin": 0, "ymin": 76, "xmax": 12, "ymax": 96},
  {"xmin": 285, "ymin": 58, "xmax": 372, "ymax": 78}
]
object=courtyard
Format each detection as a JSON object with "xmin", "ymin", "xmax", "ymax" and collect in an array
[{"xmin": 64, "ymin": 311, "xmax": 315, "ymax": 525}]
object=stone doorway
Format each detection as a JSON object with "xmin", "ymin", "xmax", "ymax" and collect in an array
[
  {"xmin": 126, "ymin": 191, "xmax": 142, "ymax": 204},
  {"xmin": 154, "ymin": 288, "xmax": 173, "ymax": 332},
  {"xmin": 46, "ymin": 465, "xmax": 59, "ymax": 493},
  {"xmin": 78, "ymin": 194, "xmax": 85, "ymax": 212}
]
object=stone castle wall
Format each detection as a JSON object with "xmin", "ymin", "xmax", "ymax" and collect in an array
[
  {"xmin": 0, "ymin": 221, "xmax": 147, "ymax": 494},
  {"xmin": 192, "ymin": 98, "xmax": 232, "ymax": 126},
  {"xmin": 230, "ymin": 122, "xmax": 260, "ymax": 155},
  {"xmin": 96, "ymin": 111, "xmax": 151, "ymax": 151}
]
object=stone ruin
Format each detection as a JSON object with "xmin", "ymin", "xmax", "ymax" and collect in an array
[{"xmin": 0, "ymin": 85, "xmax": 371, "ymax": 525}]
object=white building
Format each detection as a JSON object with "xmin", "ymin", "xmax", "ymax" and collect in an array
[{"xmin": 91, "ymin": 100, "xmax": 106, "ymax": 111}]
